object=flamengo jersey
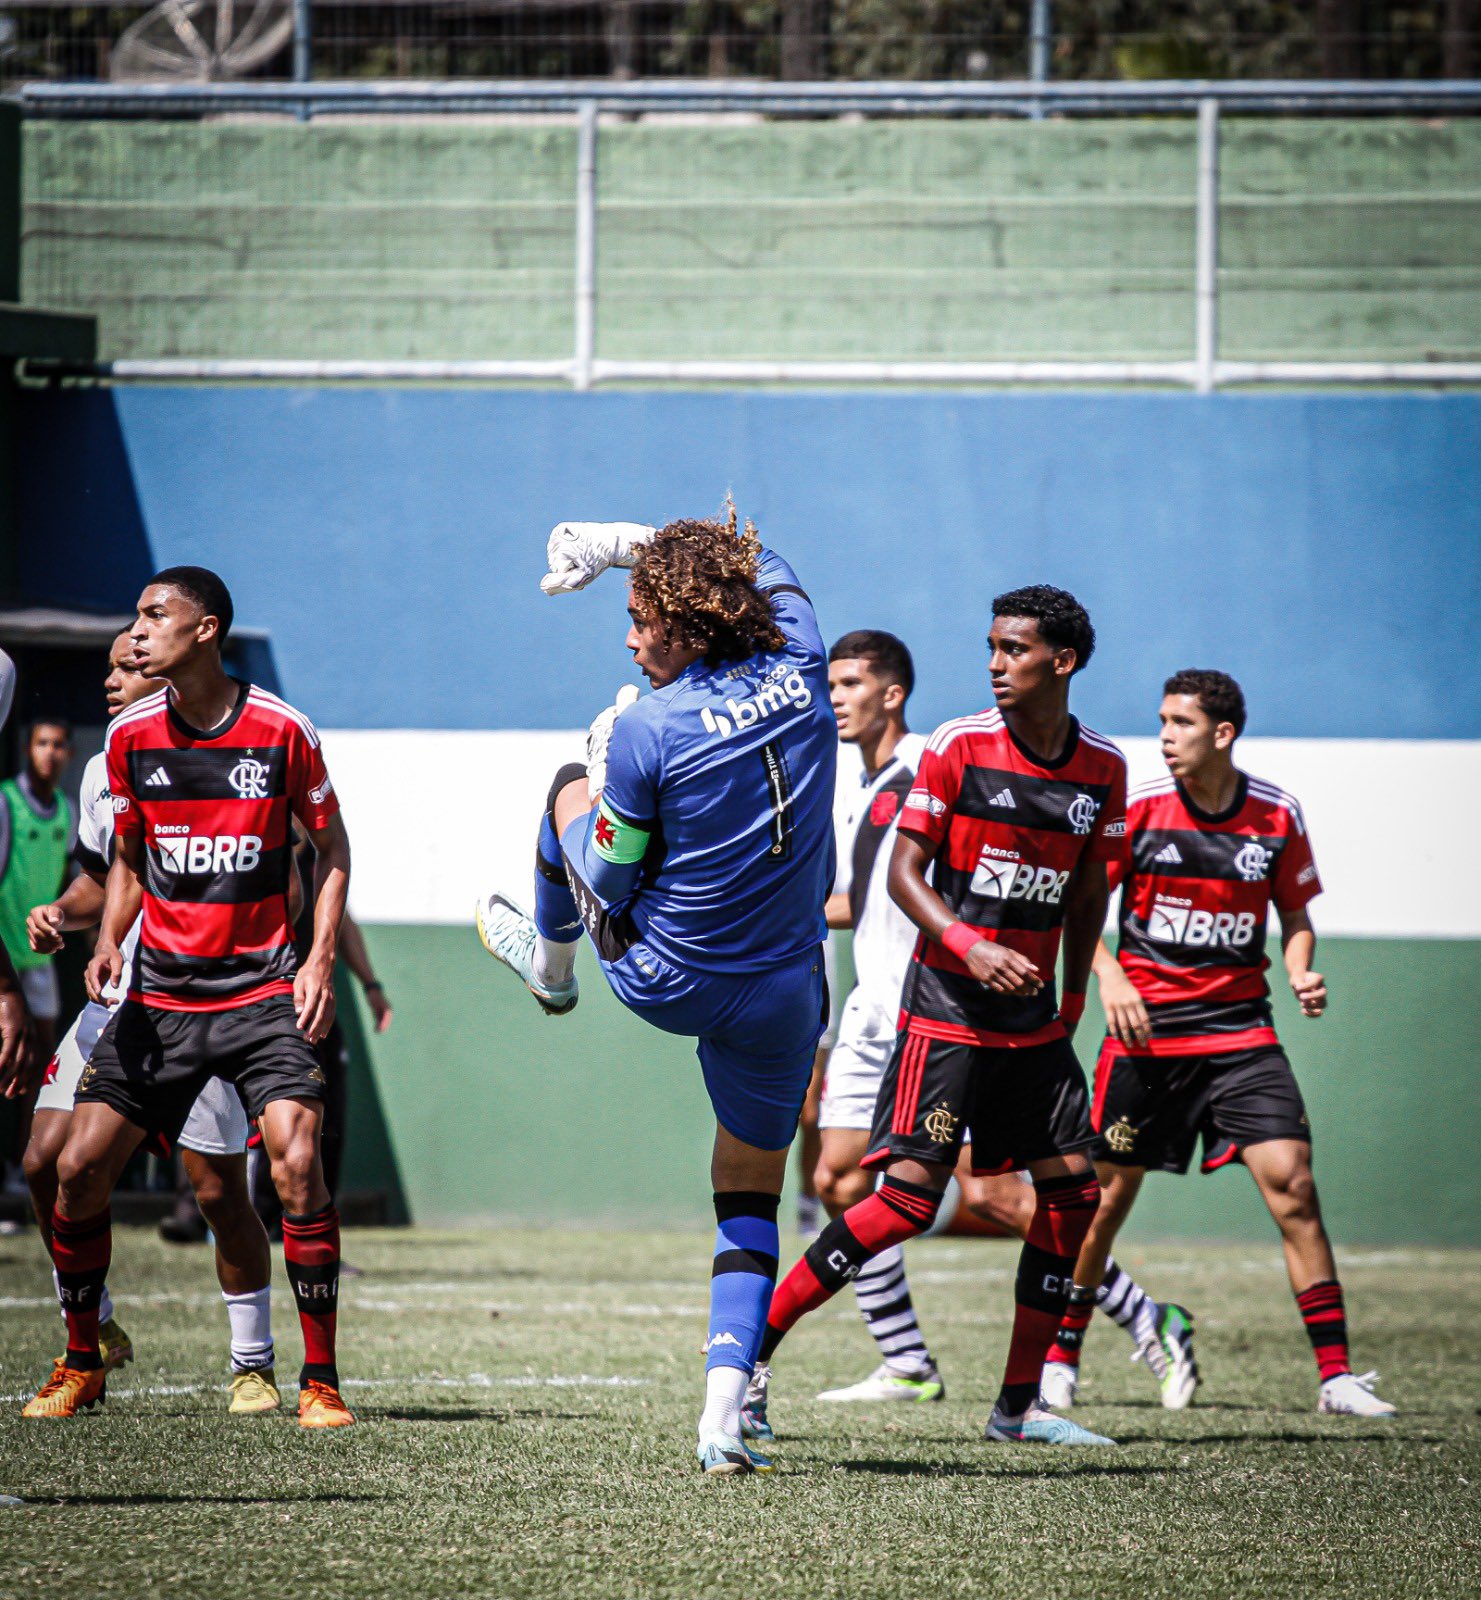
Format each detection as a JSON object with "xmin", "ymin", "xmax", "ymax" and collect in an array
[
  {"xmin": 834, "ymin": 732, "xmax": 927, "ymax": 1032},
  {"xmin": 75, "ymin": 750, "xmax": 141, "ymax": 1001},
  {"xmin": 1109, "ymin": 771, "xmax": 1320, "ymax": 1057},
  {"xmin": 106, "ymin": 681, "xmax": 341, "ymax": 1012},
  {"xmin": 897, "ymin": 709, "xmax": 1127, "ymax": 1047}
]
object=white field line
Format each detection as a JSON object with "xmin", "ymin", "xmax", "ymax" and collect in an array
[{"xmin": 0, "ymin": 1372, "xmax": 647, "ymax": 1404}]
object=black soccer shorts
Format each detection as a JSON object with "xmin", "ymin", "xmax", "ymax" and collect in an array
[
  {"xmin": 862, "ymin": 1029, "xmax": 1095, "ymax": 1175},
  {"xmin": 1089, "ymin": 1038, "xmax": 1311, "ymax": 1175},
  {"xmin": 78, "ymin": 994, "xmax": 326, "ymax": 1145}
]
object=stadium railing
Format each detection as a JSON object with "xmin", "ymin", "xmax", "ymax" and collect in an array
[{"xmin": 17, "ymin": 77, "xmax": 1481, "ymax": 390}]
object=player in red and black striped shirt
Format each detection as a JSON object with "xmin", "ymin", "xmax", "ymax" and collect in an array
[
  {"xmin": 749, "ymin": 587, "xmax": 1124, "ymax": 1450},
  {"xmin": 24, "ymin": 567, "xmax": 359, "ymax": 1427},
  {"xmin": 1043, "ymin": 670, "xmax": 1395, "ymax": 1419}
]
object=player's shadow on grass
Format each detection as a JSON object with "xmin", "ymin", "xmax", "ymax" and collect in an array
[
  {"xmin": 25, "ymin": 1493, "xmax": 388, "ymax": 1506},
  {"xmin": 1121, "ymin": 1429, "xmax": 1411, "ymax": 1446},
  {"xmin": 833, "ymin": 1460, "xmax": 1169, "ymax": 1480},
  {"xmin": 366, "ymin": 1407, "xmax": 600, "ymax": 1423}
]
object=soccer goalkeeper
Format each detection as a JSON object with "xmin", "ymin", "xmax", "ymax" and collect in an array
[{"xmin": 476, "ymin": 506, "xmax": 836, "ymax": 1475}]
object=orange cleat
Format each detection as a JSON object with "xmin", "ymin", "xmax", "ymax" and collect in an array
[
  {"xmin": 22, "ymin": 1360, "xmax": 106, "ymax": 1418},
  {"xmin": 297, "ymin": 1378, "xmax": 356, "ymax": 1429}
]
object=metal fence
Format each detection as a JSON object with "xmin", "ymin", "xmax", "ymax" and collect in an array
[{"xmin": 18, "ymin": 78, "xmax": 1481, "ymax": 388}]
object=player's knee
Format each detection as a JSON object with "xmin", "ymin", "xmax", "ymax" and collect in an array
[
  {"xmin": 55, "ymin": 1144, "xmax": 111, "ymax": 1211},
  {"xmin": 21, "ymin": 1134, "xmax": 58, "ymax": 1186},
  {"xmin": 1274, "ymin": 1165, "xmax": 1320, "ymax": 1223},
  {"xmin": 814, "ymin": 1159, "xmax": 869, "ymax": 1212},
  {"xmin": 547, "ymin": 762, "xmax": 588, "ymax": 819}
]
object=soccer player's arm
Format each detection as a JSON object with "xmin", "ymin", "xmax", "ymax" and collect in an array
[
  {"xmin": 1087, "ymin": 768, "xmax": 1151, "ymax": 1047},
  {"xmin": 1274, "ymin": 803, "xmax": 1325, "ymax": 1018},
  {"xmin": 887, "ymin": 736, "xmax": 1042, "ymax": 996},
  {"xmin": 755, "ymin": 546, "xmax": 826, "ymax": 668},
  {"xmin": 574, "ymin": 710, "xmax": 659, "ymax": 911},
  {"xmin": 27, "ymin": 791, "xmax": 109, "ymax": 952},
  {"xmin": 85, "ymin": 740, "xmax": 146, "ymax": 1006},
  {"xmin": 288, "ymin": 722, "xmax": 350, "ymax": 1044},
  {"xmin": 0, "ymin": 935, "xmax": 32, "ymax": 1098}
]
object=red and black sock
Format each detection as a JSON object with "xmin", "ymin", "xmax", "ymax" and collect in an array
[
  {"xmin": 758, "ymin": 1177, "xmax": 941, "ymax": 1363},
  {"xmin": 998, "ymin": 1172, "xmax": 1099, "ymax": 1417},
  {"xmin": 1296, "ymin": 1279, "xmax": 1351, "ymax": 1381},
  {"xmin": 51, "ymin": 1206, "xmax": 112, "ymax": 1372},
  {"xmin": 282, "ymin": 1203, "xmax": 341, "ymax": 1388},
  {"xmin": 1045, "ymin": 1285, "xmax": 1096, "ymax": 1369}
]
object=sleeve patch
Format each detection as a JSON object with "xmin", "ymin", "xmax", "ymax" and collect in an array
[{"xmin": 592, "ymin": 798, "xmax": 650, "ymax": 865}]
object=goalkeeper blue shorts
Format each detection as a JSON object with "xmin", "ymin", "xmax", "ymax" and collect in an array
[{"xmin": 601, "ymin": 941, "xmax": 827, "ymax": 1152}]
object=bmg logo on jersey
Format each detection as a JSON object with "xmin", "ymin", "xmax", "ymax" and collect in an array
[
  {"xmin": 970, "ymin": 845, "xmax": 1069, "ymax": 905},
  {"xmin": 154, "ymin": 827, "xmax": 263, "ymax": 876},
  {"xmin": 1148, "ymin": 894, "xmax": 1257, "ymax": 948},
  {"xmin": 699, "ymin": 668, "xmax": 813, "ymax": 739}
]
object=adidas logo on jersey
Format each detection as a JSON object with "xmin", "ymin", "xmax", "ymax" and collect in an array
[
  {"xmin": 144, "ymin": 768, "xmax": 171, "ymax": 788},
  {"xmin": 699, "ymin": 667, "xmax": 813, "ymax": 740},
  {"xmin": 988, "ymin": 788, "xmax": 1016, "ymax": 808},
  {"xmin": 1154, "ymin": 841, "xmax": 1183, "ymax": 864}
]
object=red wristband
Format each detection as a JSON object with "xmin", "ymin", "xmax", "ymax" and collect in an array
[
  {"xmin": 941, "ymin": 921, "xmax": 982, "ymax": 961},
  {"xmin": 1060, "ymin": 991, "xmax": 1086, "ymax": 1027}
]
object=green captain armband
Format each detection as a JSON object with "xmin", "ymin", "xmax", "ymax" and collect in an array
[{"xmin": 592, "ymin": 797, "xmax": 650, "ymax": 865}]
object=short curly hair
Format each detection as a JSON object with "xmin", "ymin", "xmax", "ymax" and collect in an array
[
  {"xmin": 991, "ymin": 585, "xmax": 1096, "ymax": 674},
  {"xmin": 628, "ymin": 502, "xmax": 786, "ymax": 668},
  {"xmin": 1164, "ymin": 668, "xmax": 1247, "ymax": 735}
]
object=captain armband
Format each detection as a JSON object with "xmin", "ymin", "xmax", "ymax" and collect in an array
[{"xmin": 591, "ymin": 798, "xmax": 651, "ymax": 866}]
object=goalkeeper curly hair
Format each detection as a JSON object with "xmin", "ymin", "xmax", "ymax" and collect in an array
[{"xmin": 629, "ymin": 503, "xmax": 786, "ymax": 667}]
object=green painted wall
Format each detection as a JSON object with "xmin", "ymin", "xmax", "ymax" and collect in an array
[
  {"xmin": 346, "ymin": 929, "xmax": 1479, "ymax": 1245},
  {"xmin": 21, "ymin": 118, "xmax": 1481, "ymax": 363}
]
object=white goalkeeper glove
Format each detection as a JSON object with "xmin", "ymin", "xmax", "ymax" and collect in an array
[
  {"xmin": 586, "ymin": 684, "xmax": 641, "ymax": 796},
  {"xmin": 541, "ymin": 521, "xmax": 656, "ymax": 596}
]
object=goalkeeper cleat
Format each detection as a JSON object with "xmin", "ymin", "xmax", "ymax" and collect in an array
[
  {"xmin": 229, "ymin": 1366, "xmax": 282, "ymax": 1415},
  {"xmin": 22, "ymin": 1361, "xmax": 105, "ymax": 1419},
  {"xmin": 1155, "ymin": 1303, "xmax": 1200, "ymax": 1410},
  {"xmin": 298, "ymin": 1379, "xmax": 356, "ymax": 1428},
  {"xmin": 984, "ymin": 1400, "xmax": 1116, "ymax": 1447},
  {"xmin": 1318, "ymin": 1371, "xmax": 1396, "ymax": 1417},
  {"xmin": 739, "ymin": 1362, "xmax": 774, "ymax": 1441},
  {"xmin": 98, "ymin": 1317, "xmax": 134, "ymax": 1373},
  {"xmin": 475, "ymin": 893, "xmax": 578, "ymax": 1016},
  {"xmin": 1039, "ymin": 1360, "xmax": 1080, "ymax": 1410},
  {"xmin": 697, "ymin": 1430, "xmax": 775, "ymax": 1476},
  {"xmin": 816, "ymin": 1363, "xmax": 945, "ymax": 1404}
]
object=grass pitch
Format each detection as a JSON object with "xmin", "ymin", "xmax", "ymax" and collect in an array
[{"xmin": 1, "ymin": 1226, "xmax": 1476, "ymax": 1600}]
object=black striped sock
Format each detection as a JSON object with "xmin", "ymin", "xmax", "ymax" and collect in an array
[{"xmin": 852, "ymin": 1244, "xmax": 933, "ymax": 1375}]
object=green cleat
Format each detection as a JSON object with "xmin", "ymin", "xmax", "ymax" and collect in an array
[
  {"xmin": 816, "ymin": 1363, "xmax": 945, "ymax": 1404},
  {"xmin": 1155, "ymin": 1303, "xmax": 1200, "ymax": 1410}
]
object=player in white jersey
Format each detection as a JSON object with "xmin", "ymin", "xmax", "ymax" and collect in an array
[{"xmin": 20, "ymin": 632, "xmax": 283, "ymax": 1417}]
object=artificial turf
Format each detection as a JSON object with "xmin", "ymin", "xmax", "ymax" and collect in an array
[{"xmin": 1, "ymin": 1226, "xmax": 1475, "ymax": 1599}]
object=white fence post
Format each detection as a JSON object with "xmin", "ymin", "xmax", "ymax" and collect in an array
[
  {"xmin": 1195, "ymin": 97, "xmax": 1220, "ymax": 394},
  {"xmin": 573, "ymin": 101, "xmax": 599, "ymax": 392}
]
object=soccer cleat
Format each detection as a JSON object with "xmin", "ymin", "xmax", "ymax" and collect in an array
[
  {"xmin": 1318, "ymin": 1371, "xmax": 1396, "ymax": 1417},
  {"xmin": 475, "ymin": 892, "xmax": 579, "ymax": 1016},
  {"xmin": 98, "ymin": 1318, "xmax": 135, "ymax": 1373},
  {"xmin": 297, "ymin": 1378, "xmax": 356, "ymax": 1428},
  {"xmin": 1130, "ymin": 1308, "xmax": 1171, "ymax": 1383},
  {"xmin": 1039, "ymin": 1360, "xmax": 1080, "ymax": 1410},
  {"xmin": 739, "ymin": 1361, "xmax": 774, "ymax": 1441},
  {"xmin": 1154, "ymin": 1303, "xmax": 1199, "ymax": 1410},
  {"xmin": 697, "ymin": 1430, "xmax": 776, "ymax": 1476},
  {"xmin": 229, "ymin": 1366, "xmax": 282, "ymax": 1415},
  {"xmin": 816, "ymin": 1363, "xmax": 945, "ymax": 1404},
  {"xmin": 22, "ymin": 1361, "xmax": 106, "ymax": 1419},
  {"xmin": 984, "ymin": 1399, "xmax": 1116, "ymax": 1447}
]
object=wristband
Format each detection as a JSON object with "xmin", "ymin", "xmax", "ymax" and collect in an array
[
  {"xmin": 941, "ymin": 921, "xmax": 982, "ymax": 961},
  {"xmin": 1060, "ymin": 991, "xmax": 1086, "ymax": 1027},
  {"xmin": 364, "ymin": 981, "xmax": 384, "ymax": 994}
]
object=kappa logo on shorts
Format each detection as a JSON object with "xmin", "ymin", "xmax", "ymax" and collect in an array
[
  {"xmin": 923, "ymin": 1102, "xmax": 959, "ymax": 1144},
  {"xmin": 1104, "ymin": 1117, "xmax": 1136, "ymax": 1154},
  {"xmin": 704, "ymin": 1332, "xmax": 744, "ymax": 1353}
]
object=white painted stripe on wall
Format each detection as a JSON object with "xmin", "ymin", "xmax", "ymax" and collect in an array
[{"xmin": 321, "ymin": 731, "xmax": 1481, "ymax": 938}]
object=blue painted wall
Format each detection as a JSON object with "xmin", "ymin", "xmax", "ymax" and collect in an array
[{"xmin": 31, "ymin": 389, "xmax": 1480, "ymax": 736}]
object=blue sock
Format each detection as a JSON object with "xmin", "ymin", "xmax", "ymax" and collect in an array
[
  {"xmin": 533, "ymin": 811, "xmax": 581, "ymax": 943},
  {"xmin": 705, "ymin": 1192, "xmax": 780, "ymax": 1373}
]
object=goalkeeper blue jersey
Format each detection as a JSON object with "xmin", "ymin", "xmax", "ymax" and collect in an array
[{"xmin": 584, "ymin": 548, "xmax": 836, "ymax": 975}]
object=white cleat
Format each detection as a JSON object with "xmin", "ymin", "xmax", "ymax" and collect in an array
[
  {"xmin": 1318, "ymin": 1371, "xmax": 1396, "ymax": 1417},
  {"xmin": 816, "ymin": 1363, "xmax": 945, "ymax": 1404},
  {"xmin": 474, "ymin": 893, "xmax": 578, "ymax": 1016},
  {"xmin": 697, "ymin": 1430, "xmax": 775, "ymax": 1475},
  {"xmin": 1039, "ymin": 1361, "xmax": 1080, "ymax": 1410},
  {"xmin": 1153, "ymin": 1303, "xmax": 1199, "ymax": 1411},
  {"xmin": 985, "ymin": 1400, "xmax": 1116, "ymax": 1447}
]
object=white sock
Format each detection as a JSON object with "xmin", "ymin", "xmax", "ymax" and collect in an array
[
  {"xmin": 55, "ymin": 1271, "xmax": 113, "ymax": 1327},
  {"xmin": 697, "ymin": 1365, "xmax": 750, "ymax": 1439},
  {"xmin": 223, "ymin": 1286, "xmax": 274, "ymax": 1373},
  {"xmin": 533, "ymin": 933, "xmax": 577, "ymax": 989}
]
